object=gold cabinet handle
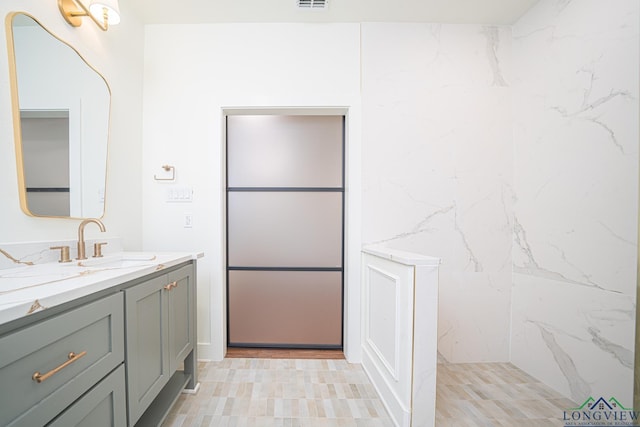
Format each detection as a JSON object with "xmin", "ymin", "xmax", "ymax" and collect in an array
[
  {"xmin": 164, "ymin": 281, "xmax": 178, "ymax": 291},
  {"xmin": 32, "ymin": 351, "xmax": 87, "ymax": 383}
]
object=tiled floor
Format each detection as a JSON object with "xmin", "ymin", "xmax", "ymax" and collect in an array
[
  {"xmin": 436, "ymin": 363, "xmax": 575, "ymax": 426},
  {"xmin": 163, "ymin": 358, "xmax": 392, "ymax": 427},
  {"xmin": 162, "ymin": 360, "xmax": 575, "ymax": 426}
]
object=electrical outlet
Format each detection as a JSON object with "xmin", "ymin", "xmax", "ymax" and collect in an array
[{"xmin": 184, "ymin": 213, "xmax": 193, "ymax": 228}]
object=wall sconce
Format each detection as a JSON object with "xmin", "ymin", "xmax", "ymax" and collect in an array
[{"xmin": 58, "ymin": 0, "xmax": 121, "ymax": 31}]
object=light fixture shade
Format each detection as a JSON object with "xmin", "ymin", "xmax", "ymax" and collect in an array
[{"xmin": 89, "ymin": 0, "xmax": 121, "ymax": 25}]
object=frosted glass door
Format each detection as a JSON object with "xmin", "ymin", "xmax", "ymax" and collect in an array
[
  {"xmin": 228, "ymin": 271, "xmax": 342, "ymax": 345},
  {"xmin": 228, "ymin": 192, "xmax": 342, "ymax": 268},
  {"xmin": 227, "ymin": 115, "xmax": 343, "ymax": 188},
  {"xmin": 226, "ymin": 114, "xmax": 344, "ymax": 348}
]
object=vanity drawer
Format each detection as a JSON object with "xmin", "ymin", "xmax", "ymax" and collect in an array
[
  {"xmin": 0, "ymin": 292, "xmax": 124, "ymax": 427},
  {"xmin": 48, "ymin": 364, "xmax": 127, "ymax": 427}
]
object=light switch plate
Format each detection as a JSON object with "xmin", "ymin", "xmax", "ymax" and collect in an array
[{"xmin": 166, "ymin": 186, "xmax": 193, "ymax": 203}]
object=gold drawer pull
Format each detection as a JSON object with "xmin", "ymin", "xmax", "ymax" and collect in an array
[
  {"xmin": 164, "ymin": 281, "xmax": 178, "ymax": 291},
  {"xmin": 32, "ymin": 351, "xmax": 87, "ymax": 383}
]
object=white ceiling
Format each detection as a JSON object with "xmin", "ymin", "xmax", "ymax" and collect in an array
[{"xmin": 127, "ymin": 0, "xmax": 540, "ymax": 26}]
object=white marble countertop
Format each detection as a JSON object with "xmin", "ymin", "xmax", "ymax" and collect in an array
[
  {"xmin": 362, "ymin": 245, "xmax": 441, "ymax": 266},
  {"xmin": 0, "ymin": 251, "xmax": 202, "ymax": 326}
]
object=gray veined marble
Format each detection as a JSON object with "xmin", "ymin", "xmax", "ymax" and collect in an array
[
  {"xmin": 453, "ymin": 205, "xmax": 483, "ymax": 272},
  {"xmin": 371, "ymin": 204, "xmax": 455, "ymax": 245},
  {"xmin": 427, "ymin": 23, "xmax": 441, "ymax": 41},
  {"xmin": 371, "ymin": 202, "xmax": 485, "ymax": 273},
  {"xmin": 482, "ymin": 26, "xmax": 508, "ymax": 87},
  {"xmin": 555, "ymin": 0, "xmax": 575, "ymax": 14},
  {"xmin": 513, "ymin": 216, "xmax": 621, "ymax": 294},
  {"xmin": 550, "ymin": 67, "xmax": 633, "ymax": 154},
  {"xmin": 587, "ymin": 327, "xmax": 634, "ymax": 370},
  {"xmin": 511, "ymin": 0, "xmax": 639, "ymax": 403},
  {"xmin": 535, "ymin": 322, "xmax": 591, "ymax": 402},
  {"xmin": 597, "ymin": 220, "xmax": 636, "ymax": 247},
  {"xmin": 547, "ymin": 243, "xmax": 619, "ymax": 292}
]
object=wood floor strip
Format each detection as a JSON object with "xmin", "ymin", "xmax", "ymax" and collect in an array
[{"xmin": 226, "ymin": 347, "xmax": 345, "ymax": 359}]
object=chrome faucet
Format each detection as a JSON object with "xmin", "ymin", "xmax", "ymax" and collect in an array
[{"xmin": 77, "ymin": 218, "xmax": 106, "ymax": 260}]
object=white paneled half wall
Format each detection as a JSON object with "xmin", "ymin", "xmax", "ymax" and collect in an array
[{"xmin": 361, "ymin": 246, "xmax": 440, "ymax": 427}]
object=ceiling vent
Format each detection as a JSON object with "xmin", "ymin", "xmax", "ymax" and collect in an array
[{"xmin": 297, "ymin": 0, "xmax": 328, "ymax": 10}]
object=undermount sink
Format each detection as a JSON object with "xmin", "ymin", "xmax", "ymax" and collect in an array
[
  {"xmin": 69, "ymin": 253, "xmax": 159, "ymax": 269},
  {"xmin": 0, "ymin": 254, "xmax": 159, "ymax": 294}
]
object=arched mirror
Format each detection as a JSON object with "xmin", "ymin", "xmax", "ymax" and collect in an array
[{"xmin": 6, "ymin": 12, "xmax": 110, "ymax": 218}]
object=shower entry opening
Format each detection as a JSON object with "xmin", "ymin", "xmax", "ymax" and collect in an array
[{"xmin": 226, "ymin": 114, "xmax": 345, "ymax": 349}]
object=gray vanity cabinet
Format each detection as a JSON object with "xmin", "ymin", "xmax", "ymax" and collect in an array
[
  {"xmin": 167, "ymin": 266, "xmax": 196, "ymax": 373},
  {"xmin": 124, "ymin": 274, "xmax": 171, "ymax": 423},
  {"xmin": 0, "ymin": 260, "xmax": 196, "ymax": 427},
  {"xmin": 0, "ymin": 292, "xmax": 125, "ymax": 427},
  {"xmin": 124, "ymin": 264, "xmax": 196, "ymax": 425}
]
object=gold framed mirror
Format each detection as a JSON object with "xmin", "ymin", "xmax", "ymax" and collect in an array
[{"xmin": 6, "ymin": 12, "xmax": 110, "ymax": 218}]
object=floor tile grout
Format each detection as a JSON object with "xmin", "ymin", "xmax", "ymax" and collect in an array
[{"xmin": 162, "ymin": 360, "xmax": 573, "ymax": 427}]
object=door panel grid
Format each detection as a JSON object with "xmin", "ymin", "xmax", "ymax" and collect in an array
[{"xmin": 226, "ymin": 114, "xmax": 345, "ymax": 348}]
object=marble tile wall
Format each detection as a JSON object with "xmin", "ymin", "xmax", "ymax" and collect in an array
[
  {"xmin": 510, "ymin": 0, "xmax": 639, "ymax": 404},
  {"xmin": 361, "ymin": 23, "xmax": 513, "ymax": 363}
]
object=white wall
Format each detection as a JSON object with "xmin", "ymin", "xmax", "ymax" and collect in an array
[
  {"xmin": 511, "ymin": 0, "xmax": 639, "ymax": 404},
  {"xmin": 141, "ymin": 23, "xmax": 362, "ymax": 361},
  {"xmin": 361, "ymin": 23, "xmax": 513, "ymax": 363},
  {"xmin": 142, "ymin": 21, "xmax": 519, "ymax": 366},
  {"xmin": 0, "ymin": 0, "xmax": 144, "ymax": 248}
]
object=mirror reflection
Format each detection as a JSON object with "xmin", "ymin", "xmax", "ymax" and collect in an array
[{"xmin": 8, "ymin": 13, "xmax": 110, "ymax": 218}]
